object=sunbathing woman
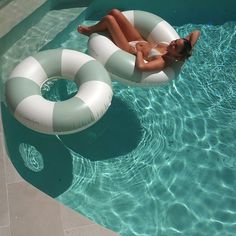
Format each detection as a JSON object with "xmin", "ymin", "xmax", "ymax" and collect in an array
[{"xmin": 78, "ymin": 9, "xmax": 200, "ymax": 72}]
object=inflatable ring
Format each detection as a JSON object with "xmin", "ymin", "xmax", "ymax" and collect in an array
[
  {"xmin": 5, "ymin": 49, "xmax": 113, "ymax": 135},
  {"xmin": 88, "ymin": 10, "xmax": 184, "ymax": 86}
]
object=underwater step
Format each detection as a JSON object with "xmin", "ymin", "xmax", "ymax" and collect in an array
[
  {"xmin": 0, "ymin": 0, "xmax": 50, "ymax": 56},
  {"xmin": 1, "ymin": 7, "xmax": 86, "ymax": 86},
  {"xmin": 0, "ymin": 0, "xmax": 46, "ymax": 37}
]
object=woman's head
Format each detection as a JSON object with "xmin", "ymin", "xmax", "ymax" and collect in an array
[{"xmin": 167, "ymin": 38, "xmax": 192, "ymax": 60}]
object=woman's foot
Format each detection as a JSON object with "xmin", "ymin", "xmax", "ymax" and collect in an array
[{"xmin": 77, "ymin": 25, "xmax": 93, "ymax": 36}]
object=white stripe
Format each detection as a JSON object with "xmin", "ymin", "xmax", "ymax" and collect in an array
[
  {"xmin": 15, "ymin": 95, "xmax": 55, "ymax": 134},
  {"xmin": 88, "ymin": 34, "xmax": 119, "ymax": 65},
  {"xmin": 142, "ymin": 67, "xmax": 175, "ymax": 85},
  {"xmin": 147, "ymin": 21, "xmax": 180, "ymax": 44},
  {"xmin": 122, "ymin": 10, "xmax": 134, "ymax": 25},
  {"xmin": 75, "ymin": 81, "xmax": 113, "ymax": 120},
  {"xmin": 61, "ymin": 49, "xmax": 94, "ymax": 80},
  {"xmin": 9, "ymin": 56, "xmax": 48, "ymax": 86}
]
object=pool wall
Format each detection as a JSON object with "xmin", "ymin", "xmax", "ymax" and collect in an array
[{"xmin": 86, "ymin": 0, "xmax": 236, "ymax": 25}]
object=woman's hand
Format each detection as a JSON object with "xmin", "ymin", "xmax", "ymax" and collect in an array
[
  {"xmin": 185, "ymin": 30, "xmax": 200, "ymax": 47},
  {"xmin": 129, "ymin": 46, "xmax": 137, "ymax": 55},
  {"xmin": 136, "ymin": 42, "xmax": 147, "ymax": 51},
  {"xmin": 135, "ymin": 50, "xmax": 167, "ymax": 72}
]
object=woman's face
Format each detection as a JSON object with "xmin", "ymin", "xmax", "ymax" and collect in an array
[{"xmin": 167, "ymin": 39, "xmax": 186, "ymax": 59}]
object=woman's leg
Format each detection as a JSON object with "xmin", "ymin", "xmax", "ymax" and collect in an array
[
  {"xmin": 78, "ymin": 15, "xmax": 132, "ymax": 52},
  {"xmin": 108, "ymin": 9, "xmax": 144, "ymax": 42},
  {"xmin": 78, "ymin": 16, "xmax": 109, "ymax": 36}
]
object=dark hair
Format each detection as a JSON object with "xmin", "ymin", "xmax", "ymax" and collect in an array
[{"xmin": 180, "ymin": 38, "xmax": 192, "ymax": 58}]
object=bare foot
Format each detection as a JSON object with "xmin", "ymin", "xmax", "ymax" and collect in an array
[{"xmin": 77, "ymin": 25, "xmax": 92, "ymax": 36}]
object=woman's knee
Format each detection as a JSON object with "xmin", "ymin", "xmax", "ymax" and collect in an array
[
  {"xmin": 103, "ymin": 15, "xmax": 116, "ymax": 25},
  {"xmin": 109, "ymin": 9, "xmax": 122, "ymax": 17}
]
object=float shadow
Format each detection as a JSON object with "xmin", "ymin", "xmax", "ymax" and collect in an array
[
  {"xmin": 59, "ymin": 96, "xmax": 143, "ymax": 161},
  {"xmin": 1, "ymin": 103, "xmax": 73, "ymax": 198}
]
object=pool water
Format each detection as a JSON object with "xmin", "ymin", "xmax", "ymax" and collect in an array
[
  {"xmin": 55, "ymin": 21, "xmax": 236, "ymax": 236},
  {"xmin": 2, "ymin": 17, "xmax": 236, "ymax": 236}
]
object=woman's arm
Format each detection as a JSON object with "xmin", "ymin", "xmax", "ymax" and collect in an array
[
  {"xmin": 185, "ymin": 30, "xmax": 200, "ymax": 47},
  {"xmin": 135, "ymin": 51, "xmax": 167, "ymax": 72}
]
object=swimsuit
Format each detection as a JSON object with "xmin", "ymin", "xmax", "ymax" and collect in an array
[{"xmin": 128, "ymin": 40, "xmax": 163, "ymax": 59}]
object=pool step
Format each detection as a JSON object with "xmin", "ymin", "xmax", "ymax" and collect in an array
[
  {"xmin": 1, "ymin": 7, "xmax": 86, "ymax": 86},
  {"xmin": 0, "ymin": 0, "xmax": 50, "ymax": 56}
]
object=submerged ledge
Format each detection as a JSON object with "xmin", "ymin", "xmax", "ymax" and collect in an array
[
  {"xmin": 0, "ymin": 0, "xmax": 47, "ymax": 37},
  {"xmin": 0, "ymin": 0, "xmax": 50, "ymax": 56}
]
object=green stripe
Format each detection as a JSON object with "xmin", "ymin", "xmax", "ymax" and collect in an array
[
  {"xmin": 133, "ymin": 10, "xmax": 163, "ymax": 39},
  {"xmin": 5, "ymin": 77, "xmax": 40, "ymax": 113},
  {"xmin": 33, "ymin": 49, "xmax": 63, "ymax": 78},
  {"xmin": 53, "ymin": 96, "xmax": 95, "ymax": 133},
  {"xmin": 105, "ymin": 50, "xmax": 142, "ymax": 83},
  {"xmin": 75, "ymin": 60, "xmax": 112, "ymax": 88}
]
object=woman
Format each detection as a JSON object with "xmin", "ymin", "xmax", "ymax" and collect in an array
[{"xmin": 78, "ymin": 9, "xmax": 200, "ymax": 72}]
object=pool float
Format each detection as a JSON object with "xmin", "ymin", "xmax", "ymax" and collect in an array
[
  {"xmin": 88, "ymin": 10, "xmax": 183, "ymax": 86},
  {"xmin": 5, "ymin": 49, "xmax": 113, "ymax": 135}
]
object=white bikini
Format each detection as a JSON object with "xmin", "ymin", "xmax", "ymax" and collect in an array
[{"xmin": 128, "ymin": 40, "xmax": 163, "ymax": 59}]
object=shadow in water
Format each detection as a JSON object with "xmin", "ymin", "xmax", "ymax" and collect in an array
[
  {"xmin": 59, "ymin": 96, "xmax": 143, "ymax": 161},
  {"xmin": 1, "ymin": 94, "xmax": 142, "ymax": 197},
  {"xmin": 1, "ymin": 103, "xmax": 73, "ymax": 198}
]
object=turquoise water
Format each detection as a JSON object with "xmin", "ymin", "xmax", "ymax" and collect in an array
[
  {"xmin": 55, "ymin": 21, "xmax": 236, "ymax": 235},
  {"xmin": 2, "ymin": 17, "xmax": 236, "ymax": 236}
]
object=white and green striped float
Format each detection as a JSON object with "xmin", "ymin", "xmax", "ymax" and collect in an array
[
  {"xmin": 88, "ymin": 10, "xmax": 183, "ymax": 86},
  {"xmin": 5, "ymin": 49, "xmax": 113, "ymax": 135}
]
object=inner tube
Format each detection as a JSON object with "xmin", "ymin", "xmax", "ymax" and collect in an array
[
  {"xmin": 88, "ymin": 10, "xmax": 183, "ymax": 86},
  {"xmin": 5, "ymin": 49, "xmax": 113, "ymax": 135}
]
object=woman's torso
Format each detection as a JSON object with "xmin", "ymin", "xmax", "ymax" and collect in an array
[{"xmin": 129, "ymin": 41, "xmax": 168, "ymax": 61}]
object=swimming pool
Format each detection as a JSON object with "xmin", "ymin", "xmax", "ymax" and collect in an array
[{"xmin": 1, "ymin": 1, "xmax": 236, "ymax": 236}]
